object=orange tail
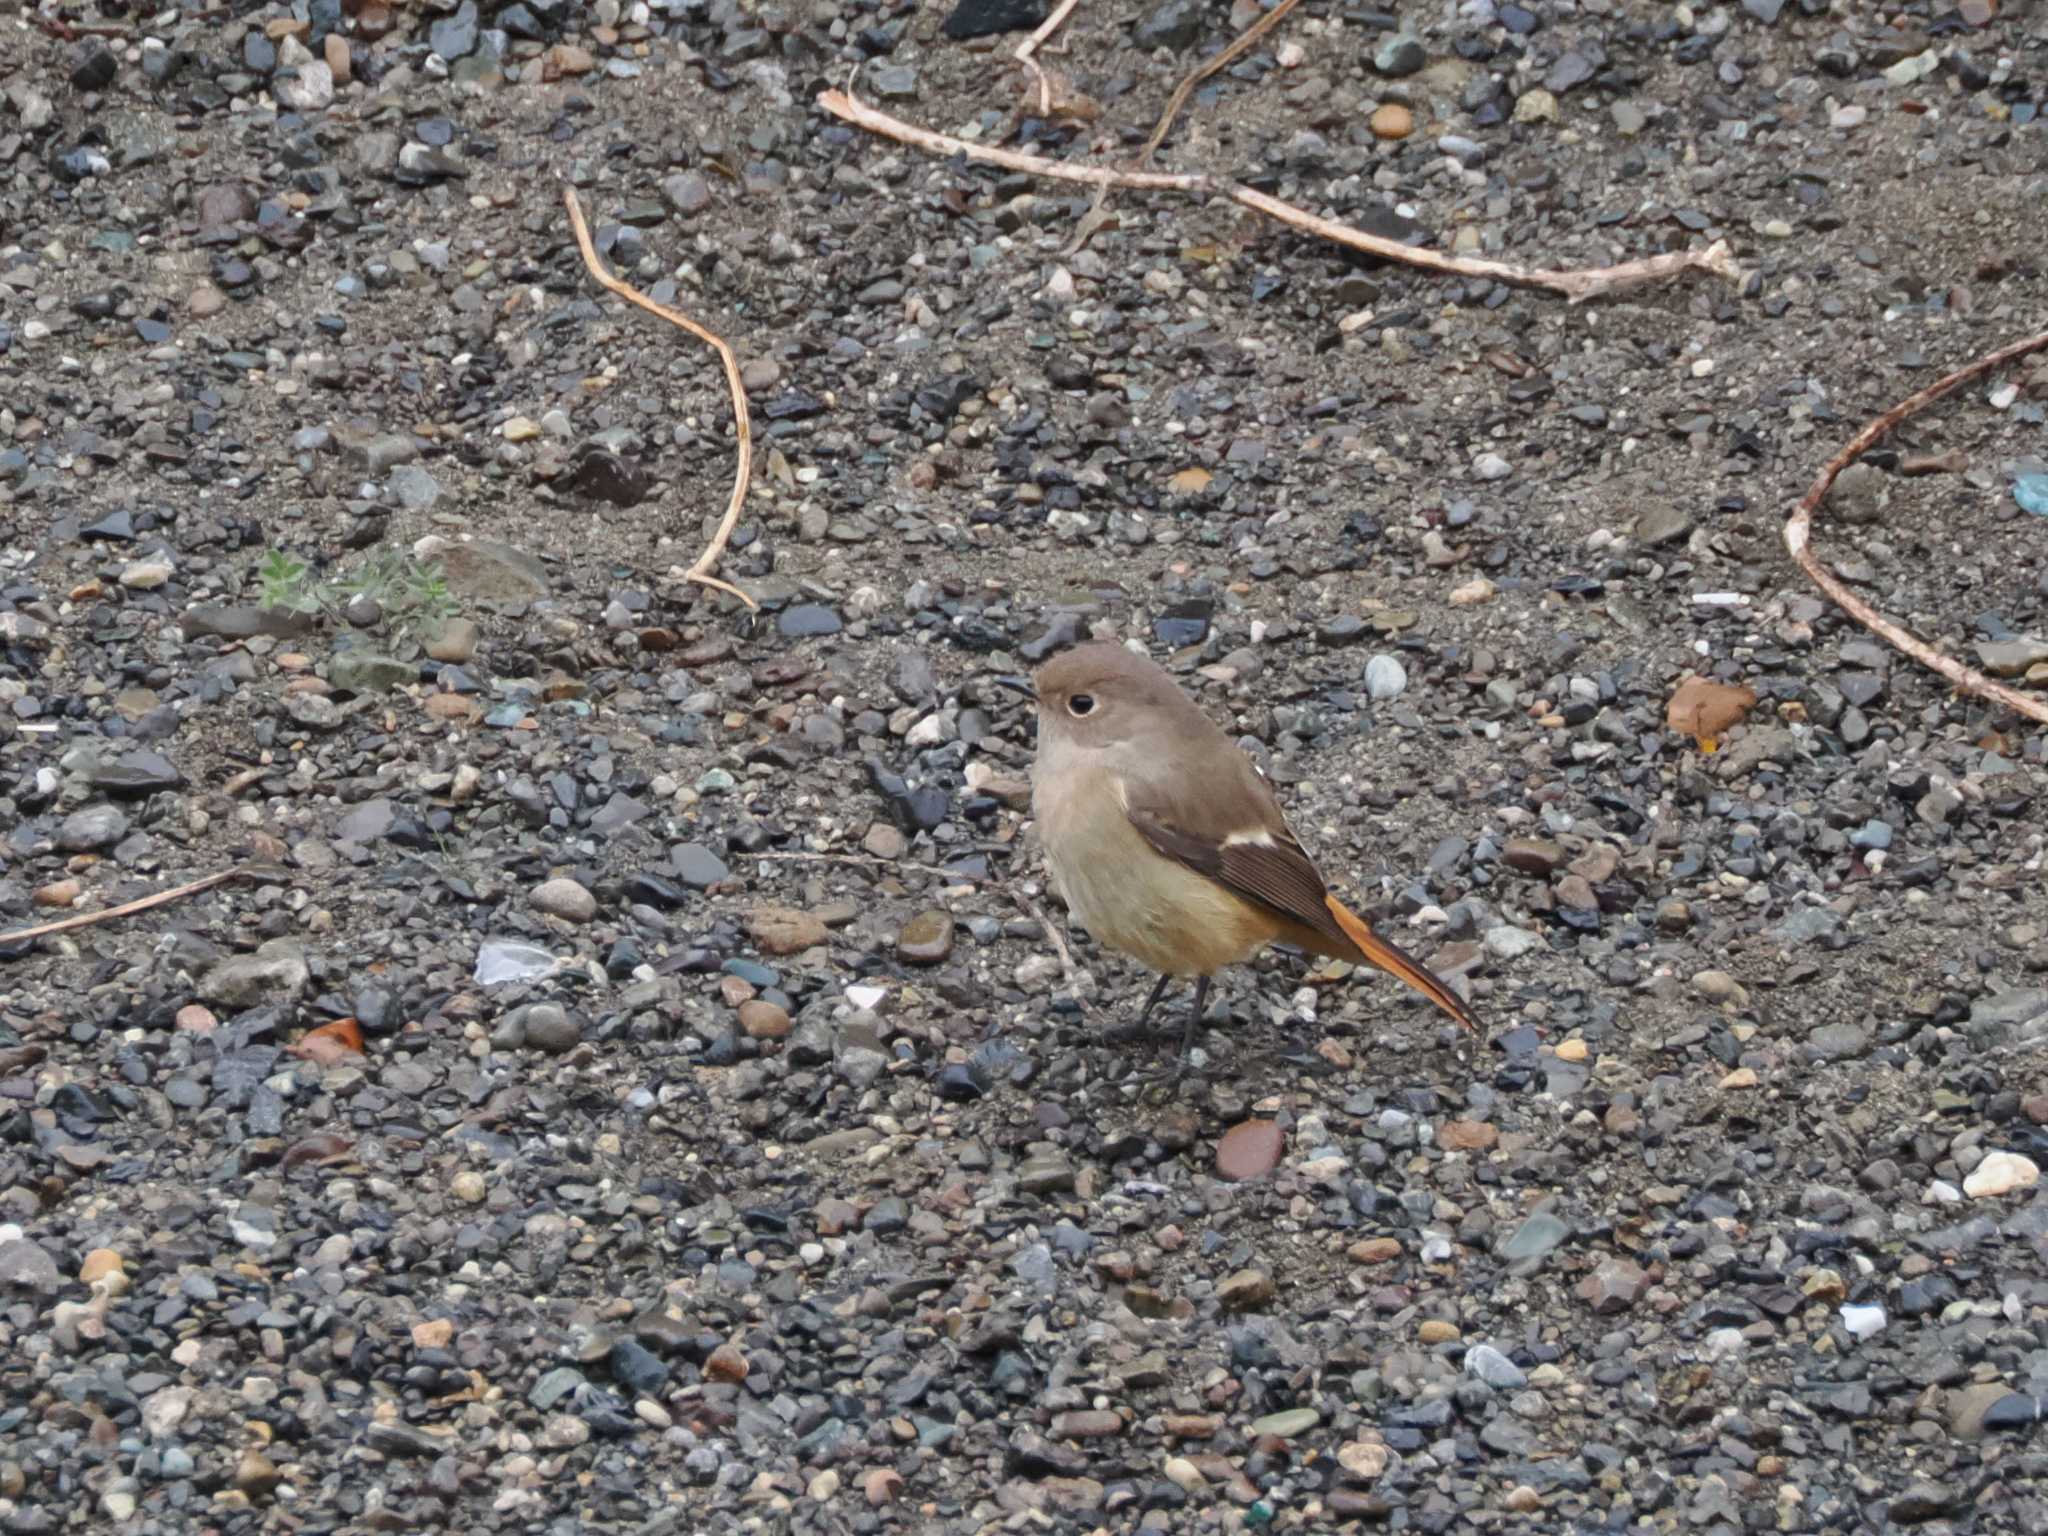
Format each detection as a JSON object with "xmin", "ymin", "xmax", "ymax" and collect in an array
[{"xmin": 1325, "ymin": 893, "xmax": 1480, "ymax": 1033}]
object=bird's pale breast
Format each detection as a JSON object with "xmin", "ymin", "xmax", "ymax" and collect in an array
[{"xmin": 1032, "ymin": 749, "xmax": 1277, "ymax": 977}]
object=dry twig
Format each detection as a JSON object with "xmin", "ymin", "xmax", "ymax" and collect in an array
[
  {"xmin": 1015, "ymin": 0, "xmax": 1084, "ymax": 118},
  {"xmin": 1783, "ymin": 326, "xmax": 2048, "ymax": 726},
  {"xmin": 1140, "ymin": 0, "xmax": 1303, "ymax": 169},
  {"xmin": 1010, "ymin": 887, "xmax": 1085, "ymax": 1002},
  {"xmin": 0, "ymin": 867, "xmax": 256, "ymax": 947},
  {"xmin": 29, "ymin": 11, "xmax": 132, "ymax": 37},
  {"xmin": 561, "ymin": 185, "xmax": 759, "ymax": 609},
  {"xmin": 1073, "ymin": 0, "xmax": 1304, "ymax": 247},
  {"xmin": 29, "ymin": 2, "xmax": 227, "ymax": 36},
  {"xmin": 741, "ymin": 850, "xmax": 991, "ymax": 883},
  {"xmin": 819, "ymin": 86, "xmax": 1738, "ymax": 303}
]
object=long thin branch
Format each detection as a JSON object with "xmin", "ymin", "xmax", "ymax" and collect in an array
[
  {"xmin": 1784, "ymin": 327, "xmax": 2048, "ymax": 725},
  {"xmin": 33, "ymin": 6, "xmax": 228, "ymax": 40},
  {"xmin": 1016, "ymin": 0, "xmax": 1083, "ymax": 118},
  {"xmin": 561, "ymin": 185, "xmax": 758, "ymax": 609},
  {"xmin": 818, "ymin": 87, "xmax": 1738, "ymax": 303},
  {"xmin": 0, "ymin": 867, "xmax": 254, "ymax": 946},
  {"xmin": 32, "ymin": 15, "xmax": 132, "ymax": 36},
  {"xmin": 741, "ymin": 850, "xmax": 992, "ymax": 882}
]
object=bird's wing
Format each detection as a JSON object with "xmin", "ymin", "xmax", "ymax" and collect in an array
[
  {"xmin": 1117, "ymin": 753, "xmax": 1350, "ymax": 951},
  {"xmin": 1119, "ymin": 760, "xmax": 1480, "ymax": 1032}
]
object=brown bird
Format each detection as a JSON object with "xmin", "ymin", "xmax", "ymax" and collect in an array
[{"xmin": 1022, "ymin": 641, "xmax": 1477, "ymax": 1063}]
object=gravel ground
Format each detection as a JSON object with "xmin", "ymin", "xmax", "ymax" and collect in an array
[{"xmin": 4, "ymin": 0, "xmax": 2048, "ymax": 1530}]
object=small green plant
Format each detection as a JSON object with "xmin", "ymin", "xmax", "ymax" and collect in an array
[
  {"xmin": 332, "ymin": 548, "xmax": 461, "ymax": 639},
  {"xmin": 258, "ymin": 548, "xmax": 317, "ymax": 613},
  {"xmin": 257, "ymin": 547, "xmax": 460, "ymax": 644}
]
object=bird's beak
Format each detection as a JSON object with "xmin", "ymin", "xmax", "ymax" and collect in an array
[{"xmin": 991, "ymin": 675, "xmax": 1036, "ymax": 701}]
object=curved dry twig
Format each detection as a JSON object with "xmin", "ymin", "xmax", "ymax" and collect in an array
[
  {"xmin": 1784, "ymin": 326, "xmax": 2048, "ymax": 725},
  {"xmin": 1073, "ymin": 0, "xmax": 1305, "ymax": 248},
  {"xmin": 818, "ymin": 86, "xmax": 1739, "ymax": 303},
  {"xmin": 1139, "ymin": 0, "xmax": 1303, "ymax": 170},
  {"xmin": 561, "ymin": 185, "xmax": 758, "ymax": 609},
  {"xmin": 1016, "ymin": 0, "xmax": 1083, "ymax": 118}
]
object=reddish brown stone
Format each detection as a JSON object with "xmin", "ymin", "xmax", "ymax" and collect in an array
[
  {"xmin": 739, "ymin": 1000, "xmax": 791, "ymax": 1039},
  {"xmin": 1438, "ymin": 1120, "xmax": 1499, "ymax": 1152},
  {"xmin": 1216, "ymin": 1119, "xmax": 1285, "ymax": 1181},
  {"xmin": 745, "ymin": 905, "xmax": 826, "ymax": 956},
  {"xmin": 705, "ymin": 1344, "xmax": 749, "ymax": 1382}
]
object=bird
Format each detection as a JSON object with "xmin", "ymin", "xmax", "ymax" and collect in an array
[{"xmin": 1019, "ymin": 641, "xmax": 1478, "ymax": 1067}]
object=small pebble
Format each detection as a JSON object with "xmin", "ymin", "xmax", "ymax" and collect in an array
[
  {"xmin": 531, "ymin": 877, "xmax": 597, "ymax": 923},
  {"xmin": 1369, "ymin": 103, "xmax": 1413, "ymax": 140}
]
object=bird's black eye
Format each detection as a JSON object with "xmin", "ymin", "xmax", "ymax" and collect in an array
[{"xmin": 1067, "ymin": 694, "xmax": 1096, "ymax": 718}]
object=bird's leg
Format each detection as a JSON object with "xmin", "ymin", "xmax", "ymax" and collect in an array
[
  {"xmin": 1179, "ymin": 976, "xmax": 1211, "ymax": 1061},
  {"xmin": 1128, "ymin": 975, "xmax": 1212, "ymax": 1090},
  {"xmin": 1132, "ymin": 972, "xmax": 1175, "ymax": 1035},
  {"xmin": 1108, "ymin": 971, "xmax": 1175, "ymax": 1044}
]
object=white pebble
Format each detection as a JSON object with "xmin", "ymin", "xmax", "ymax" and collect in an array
[
  {"xmin": 1702, "ymin": 1328, "xmax": 1747, "ymax": 1360},
  {"xmin": 1963, "ymin": 1151, "xmax": 2040, "ymax": 1199},
  {"xmin": 1839, "ymin": 1303, "xmax": 1887, "ymax": 1340},
  {"xmin": 1472, "ymin": 452, "xmax": 1511, "ymax": 481},
  {"xmin": 120, "ymin": 560, "xmax": 173, "ymax": 590},
  {"xmin": 1483, "ymin": 925, "xmax": 1541, "ymax": 960},
  {"xmin": 1364, "ymin": 654, "xmax": 1407, "ymax": 701}
]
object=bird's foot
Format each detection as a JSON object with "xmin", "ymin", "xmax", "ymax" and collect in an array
[
  {"xmin": 1121, "ymin": 981, "xmax": 1210, "ymax": 1091},
  {"xmin": 1104, "ymin": 972, "xmax": 1178, "ymax": 1046},
  {"xmin": 1123, "ymin": 1050, "xmax": 1195, "ymax": 1087},
  {"xmin": 1103, "ymin": 1015, "xmax": 1182, "ymax": 1047},
  {"xmin": 1123, "ymin": 1061, "xmax": 1198, "ymax": 1103}
]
